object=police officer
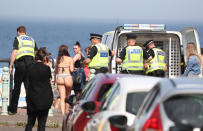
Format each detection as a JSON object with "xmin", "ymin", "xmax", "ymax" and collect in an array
[
  {"xmin": 8, "ymin": 26, "xmax": 38, "ymax": 115},
  {"xmin": 116, "ymin": 34, "xmax": 144, "ymax": 74},
  {"xmin": 143, "ymin": 40, "xmax": 167, "ymax": 77},
  {"xmin": 84, "ymin": 33, "xmax": 114, "ymax": 75}
]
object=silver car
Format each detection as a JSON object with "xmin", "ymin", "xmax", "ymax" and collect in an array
[
  {"xmin": 84, "ymin": 76, "xmax": 162, "ymax": 131},
  {"xmin": 125, "ymin": 78, "xmax": 203, "ymax": 131}
]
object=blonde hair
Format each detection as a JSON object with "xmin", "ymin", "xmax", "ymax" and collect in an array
[{"xmin": 186, "ymin": 42, "xmax": 202, "ymax": 65}]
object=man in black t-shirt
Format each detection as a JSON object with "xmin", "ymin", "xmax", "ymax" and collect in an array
[
  {"xmin": 84, "ymin": 33, "xmax": 114, "ymax": 75},
  {"xmin": 8, "ymin": 26, "xmax": 38, "ymax": 115}
]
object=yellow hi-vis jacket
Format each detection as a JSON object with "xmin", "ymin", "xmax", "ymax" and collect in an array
[
  {"xmin": 122, "ymin": 46, "xmax": 144, "ymax": 71},
  {"xmin": 88, "ymin": 43, "xmax": 109, "ymax": 69},
  {"xmin": 145, "ymin": 48, "xmax": 166, "ymax": 74},
  {"xmin": 16, "ymin": 35, "xmax": 35, "ymax": 60}
]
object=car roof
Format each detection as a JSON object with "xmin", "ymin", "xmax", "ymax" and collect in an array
[
  {"xmin": 93, "ymin": 73, "xmax": 141, "ymax": 82},
  {"xmin": 118, "ymin": 76, "xmax": 162, "ymax": 92},
  {"xmin": 170, "ymin": 78, "xmax": 203, "ymax": 89},
  {"xmin": 158, "ymin": 78, "xmax": 203, "ymax": 100}
]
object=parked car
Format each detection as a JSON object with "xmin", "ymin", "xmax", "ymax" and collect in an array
[
  {"xmin": 111, "ymin": 78, "xmax": 203, "ymax": 131},
  {"xmin": 84, "ymin": 76, "xmax": 162, "ymax": 131},
  {"xmin": 62, "ymin": 73, "xmax": 134, "ymax": 131},
  {"xmin": 102, "ymin": 24, "xmax": 201, "ymax": 77}
]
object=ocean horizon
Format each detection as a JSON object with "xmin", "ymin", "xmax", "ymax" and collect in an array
[{"xmin": 0, "ymin": 18, "xmax": 203, "ymax": 67}]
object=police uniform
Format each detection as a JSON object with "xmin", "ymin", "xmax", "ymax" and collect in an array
[
  {"xmin": 119, "ymin": 34, "xmax": 144, "ymax": 75},
  {"xmin": 8, "ymin": 35, "xmax": 38, "ymax": 113},
  {"xmin": 87, "ymin": 33, "xmax": 111, "ymax": 74},
  {"xmin": 143, "ymin": 40, "xmax": 166, "ymax": 77}
]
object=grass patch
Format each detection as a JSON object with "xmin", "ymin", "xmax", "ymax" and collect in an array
[{"xmin": 16, "ymin": 122, "xmax": 27, "ymax": 127}]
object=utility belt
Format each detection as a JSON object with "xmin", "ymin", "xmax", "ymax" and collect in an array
[
  {"xmin": 90, "ymin": 67, "xmax": 108, "ymax": 74},
  {"xmin": 121, "ymin": 70, "xmax": 144, "ymax": 75}
]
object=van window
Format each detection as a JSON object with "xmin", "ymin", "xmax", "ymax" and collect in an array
[
  {"xmin": 105, "ymin": 35, "xmax": 114, "ymax": 49},
  {"xmin": 116, "ymin": 33, "xmax": 182, "ymax": 78}
]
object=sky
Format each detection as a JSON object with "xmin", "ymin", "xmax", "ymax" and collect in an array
[{"xmin": 0, "ymin": 0, "xmax": 203, "ymax": 23}]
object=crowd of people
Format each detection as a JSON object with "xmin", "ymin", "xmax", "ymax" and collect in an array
[{"xmin": 6, "ymin": 25, "xmax": 202, "ymax": 131}]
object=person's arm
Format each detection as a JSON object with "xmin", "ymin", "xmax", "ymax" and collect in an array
[
  {"xmin": 9, "ymin": 49, "xmax": 17, "ymax": 75},
  {"xmin": 70, "ymin": 58, "xmax": 74, "ymax": 72},
  {"xmin": 183, "ymin": 57, "xmax": 193, "ymax": 76},
  {"xmin": 84, "ymin": 46, "xmax": 97, "ymax": 65},
  {"xmin": 73, "ymin": 54, "xmax": 81, "ymax": 63},
  {"xmin": 116, "ymin": 48, "xmax": 126, "ymax": 64}
]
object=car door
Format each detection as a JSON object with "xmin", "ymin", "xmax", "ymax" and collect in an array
[{"xmin": 180, "ymin": 27, "xmax": 201, "ymax": 59}]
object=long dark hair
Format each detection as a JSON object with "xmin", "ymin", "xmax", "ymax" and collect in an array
[
  {"xmin": 56, "ymin": 45, "xmax": 70, "ymax": 65},
  {"xmin": 55, "ymin": 45, "xmax": 70, "ymax": 74}
]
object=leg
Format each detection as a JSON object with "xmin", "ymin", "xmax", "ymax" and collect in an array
[
  {"xmin": 37, "ymin": 109, "xmax": 49, "ymax": 131},
  {"xmin": 25, "ymin": 110, "xmax": 37, "ymax": 131},
  {"xmin": 58, "ymin": 84, "xmax": 66, "ymax": 115},
  {"xmin": 9, "ymin": 61, "xmax": 26, "ymax": 113},
  {"xmin": 64, "ymin": 77, "xmax": 73, "ymax": 114}
]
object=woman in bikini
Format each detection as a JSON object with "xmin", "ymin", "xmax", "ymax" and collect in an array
[{"xmin": 54, "ymin": 45, "xmax": 74, "ymax": 115}]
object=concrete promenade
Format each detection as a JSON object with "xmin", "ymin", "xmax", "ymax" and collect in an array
[{"xmin": 0, "ymin": 108, "xmax": 63, "ymax": 131}]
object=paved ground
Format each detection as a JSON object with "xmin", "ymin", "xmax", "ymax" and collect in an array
[{"xmin": 0, "ymin": 108, "xmax": 63, "ymax": 131}]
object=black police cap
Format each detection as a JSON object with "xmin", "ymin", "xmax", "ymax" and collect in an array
[
  {"xmin": 90, "ymin": 33, "xmax": 102, "ymax": 40},
  {"xmin": 126, "ymin": 34, "xmax": 137, "ymax": 39},
  {"xmin": 143, "ymin": 40, "xmax": 154, "ymax": 48}
]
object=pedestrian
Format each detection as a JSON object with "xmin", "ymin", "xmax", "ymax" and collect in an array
[
  {"xmin": 143, "ymin": 40, "xmax": 167, "ymax": 77},
  {"xmin": 25, "ymin": 47, "xmax": 53, "ymax": 131},
  {"xmin": 183, "ymin": 42, "xmax": 202, "ymax": 77},
  {"xmin": 72, "ymin": 41, "xmax": 86, "ymax": 95},
  {"xmin": 54, "ymin": 45, "xmax": 74, "ymax": 115},
  {"xmin": 8, "ymin": 26, "xmax": 38, "ymax": 115},
  {"xmin": 84, "ymin": 33, "xmax": 114, "ymax": 77},
  {"xmin": 84, "ymin": 46, "xmax": 91, "ymax": 82},
  {"xmin": 116, "ymin": 34, "xmax": 144, "ymax": 74}
]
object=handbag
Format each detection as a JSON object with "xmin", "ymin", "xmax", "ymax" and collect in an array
[{"xmin": 72, "ymin": 69, "xmax": 82, "ymax": 85}]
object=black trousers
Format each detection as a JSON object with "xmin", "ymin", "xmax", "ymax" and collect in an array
[
  {"xmin": 8, "ymin": 56, "xmax": 34, "ymax": 112},
  {"xmin": 94, "ymin": 67, "xmax": 109, "ymax": 74},
  {"xmin": 121, "ymin": 70, "xmax": 144, "ymax": 75},
  {"xmin": 147, "ymin": 70, "xmax": 165, "ymax": 77},
  {"xmin": 25, "ymin": 109, "xmax": 49, "ymax": 131}
]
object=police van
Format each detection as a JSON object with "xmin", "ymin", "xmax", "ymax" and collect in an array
[{"xmin": 101, "ymin": 24, "xmax": 201, "ymax": 78}]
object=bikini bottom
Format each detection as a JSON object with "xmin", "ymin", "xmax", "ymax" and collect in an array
[{"xmin": 56, "ymin": 74, "xmax": 71, "ymax": 79}]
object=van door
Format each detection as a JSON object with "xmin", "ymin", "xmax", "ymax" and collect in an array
[{"xmin": 180, "ymin": 27, "xmax": 201, "ymax": 57}]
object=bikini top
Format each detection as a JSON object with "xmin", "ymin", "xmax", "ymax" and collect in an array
[{"xmin": 58, "ymin": 66, "xmax": 69, "ymax": 73}]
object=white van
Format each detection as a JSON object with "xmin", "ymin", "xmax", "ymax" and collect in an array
[{"xmin": 101, "ymin": 24, "xmax": 201, "ymax": 78}]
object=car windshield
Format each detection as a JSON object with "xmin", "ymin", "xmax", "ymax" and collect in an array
[
  {"xmin": 126, "ymin": 92, "xmax": 148, "ymax": 115},
  {"xmin": 164, "ymin": 94, "xmax": 203, "ymax": 127}
]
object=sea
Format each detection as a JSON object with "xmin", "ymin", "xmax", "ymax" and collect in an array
[{"xmin": 0, "ymin": 18, "xmax": 203, "ymax": 68}]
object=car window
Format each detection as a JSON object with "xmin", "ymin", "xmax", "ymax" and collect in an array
[
  {"xmin": 102, "ymin": 83, "xmax": 121, "ymax": 110},
  {"xmin": 145, "ymin": 85, "xmax": 160, "ymax": 112},
  {"xmin": 126, "ymin": 92, "xmax": 148, "ymax": 115},
  {"xmin": 80, "ymin": 78, "xmax": 97, "ymax": 100},
  {"xmin": 137, "ymin": 84, "xmax": 160, "ymax": 117},
  {"xmin": 97, "ymin": 84, "xmax": 113, "ymax": 102},
  {"xmin": 164, "ymin": 94, "xmax": 203, "ymax": 127}
]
